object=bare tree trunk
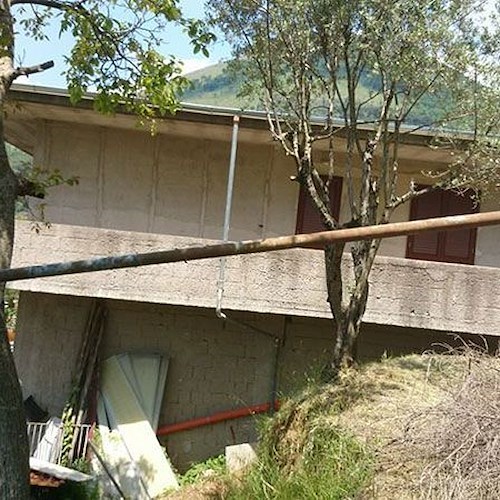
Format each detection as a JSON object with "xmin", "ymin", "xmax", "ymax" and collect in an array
[
  {"xmin": 0, "ymin": 108, "xmax": 30, "ymax": 497},
  {"xmin": 331, "ymin": 285, "xmax": 369, "ymax": 373},
  {"xmin": 324, "ymin": 239, "xmax": 377, "ymax": 378},
  {"xmin": 0, "ymin": 316, "xmax": 29, "ymax": 499},
  {"xmin": 0, "ymin": 3, "xmax": 30, "ymax": 494}
]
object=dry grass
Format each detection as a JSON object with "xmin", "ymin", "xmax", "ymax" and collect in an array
[
  {"xmin": 164, "ymin": 347, "xmax": 500, "ymax": 499},
  {"xmin": 337, "ymin": 353, "xmax": 466, "ymax": 499},
  {"xmin": 404, "ymin": 350, "xmax": 500, "ymax": 499},
  {"xmin": 338, "ymin": 347, "xmax": 500, "ymax": 500}
]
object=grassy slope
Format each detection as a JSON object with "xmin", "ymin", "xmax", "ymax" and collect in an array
[
  {"xmin": 167, "ymin": 353, "xmax": 488, "ymax": 499},
  {"xmin": 182, "ymin": 62, "xmax": 251, "ymax": 109}
]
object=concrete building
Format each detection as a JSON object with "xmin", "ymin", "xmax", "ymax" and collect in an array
[{"xmin": 5, "ymin": 85, "xmax": 500, "ymax": 469}]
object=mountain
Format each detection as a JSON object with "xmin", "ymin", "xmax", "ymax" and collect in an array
[
  {"xmin": 182, "ymin": 63, "xmax": 451, "ymax": 126},
  {"xmin": 182, "ymin": 62, "xmax": 248, "ymax": 108}
]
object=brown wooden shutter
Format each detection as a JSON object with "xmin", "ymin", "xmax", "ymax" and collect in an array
[
  {"xmin": 441, "ymin": 190, "xmax": 478, "ymax": 264},
  {"xmin": 295, "ymin": 176, "xmax": 343, "ymax": 238},
  {"xmin": 406, "ymin": 187, "xmax": 478, "ymax": 265},
  {"xmin": 407, "ymin": 189, "xmax": 441, "ymax": 259}
]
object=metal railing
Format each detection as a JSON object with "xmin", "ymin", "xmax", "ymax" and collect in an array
[{"xmin": 27, "ymin": 421, "xmax": 92, "ymax": 465}]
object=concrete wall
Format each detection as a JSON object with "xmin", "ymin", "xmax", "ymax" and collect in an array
[
  {"xmin": 30, "ymin": 118, "xmax": 499, "ymax": 263},
  {"xmin": 12, "ymin": 221, "xmax": 500, "ymax": 337},
  {"xmin": 34, "ymin": 120, "xmax": 299, "ymax": 240},
  {"xmin": 14, "ymin": 291, "xmax": 479, "ymax": 469}
]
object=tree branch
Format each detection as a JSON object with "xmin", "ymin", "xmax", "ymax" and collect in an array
[
  {"xmin": 12, "ymin": 60, "xmax": 54, "ymax": 80},
  {"xmin": 16, "ymin": 177, "xmax": 45, "ymax": 199},
  {"xmin": 11, "ymin": 0, "xmax": 73, "ymax": 8}
]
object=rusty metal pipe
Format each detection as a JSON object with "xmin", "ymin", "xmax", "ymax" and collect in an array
[
  {"xmin": 156, "ymin": 400, "xmax": 281, "ymax": 436},
  {"xmin": 2, "ymin": 211, "xmax": 500, "ymax": 283}
]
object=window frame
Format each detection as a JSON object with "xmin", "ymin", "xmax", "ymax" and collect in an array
[
  {"xmin": 295, "ymin": 176, "xmax": 343, "ymax": 248},
  {"xmin": 406, "ymin": 187, "xmax": 478, "ymax": 265}
]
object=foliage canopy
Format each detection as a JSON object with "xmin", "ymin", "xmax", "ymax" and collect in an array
[{"xmin": 12, "ymin": 0, "xmax": 215, "ymax": 118}]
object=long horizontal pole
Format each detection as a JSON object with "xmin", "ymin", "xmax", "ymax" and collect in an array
[{"xmin": 2, "ymin": 211, "xmax": 500, "ymax": 283}]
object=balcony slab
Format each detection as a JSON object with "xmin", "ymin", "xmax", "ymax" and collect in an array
[{"xmin": 10, "ymin": 221, "xmax": 500, "ymax": 337}]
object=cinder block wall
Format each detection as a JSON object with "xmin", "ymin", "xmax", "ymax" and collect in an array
[{"xmin": 13, "ymin": 291, "xmax": 483, "ymax": 469}]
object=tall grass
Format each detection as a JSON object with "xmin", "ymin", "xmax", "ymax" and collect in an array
[
  {"xmin": 225, "ymin": 374, "xmax": 374, "ymax": 500},
  {"xmin": 228, "ymin": 425, "xmax": 372, "ymax": 499}
]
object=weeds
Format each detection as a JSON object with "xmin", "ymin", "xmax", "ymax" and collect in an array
[
  {"xmin": 180, "ymin": 455, "xmax": 227, "ymax": 486},
  {"xmin": 225, "ymin": 371, "xmax": 374, "ymax": 499},
  {"xmin": 228, "ymin": 425, "xmax": 372, "ymax": 500}
]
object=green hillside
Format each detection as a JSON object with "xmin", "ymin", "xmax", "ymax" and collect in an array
[
  {"xmin": 182, "ymin": 62, "xmax": 251, "ymax": 108},
  {"xmin": 7, "ymin": 143, "xmax": 32, "ymax": 175},
  {"xmin": 182, "ymin": 62, "xmax": 451, "ymax": 126}
]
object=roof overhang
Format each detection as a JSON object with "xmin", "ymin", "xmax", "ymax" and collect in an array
[{"xmin": 5, "ymin": 84, "xmax": 458, "ymax": 166}]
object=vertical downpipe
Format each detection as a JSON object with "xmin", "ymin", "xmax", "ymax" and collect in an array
[
  {"xmin": 216, "ymin": 115, "xmax": 240, "ymax": 319},
  {"xmin": 214, "ymin": 115, "xmax": 281, "ymax": 416}
]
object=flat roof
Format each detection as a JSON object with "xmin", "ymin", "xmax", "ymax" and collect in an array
[{"xmin": 8, "ymin": 83, "xmax": 453, "ymax": 138}]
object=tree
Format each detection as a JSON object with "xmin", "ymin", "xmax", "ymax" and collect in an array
[
  {"xmin": 0, "ymin": 1, "xmax": 213, "ymax": 496},
  {"xmin": 207, "ymin": 0, "xmax": 500, "ymax": 375}
]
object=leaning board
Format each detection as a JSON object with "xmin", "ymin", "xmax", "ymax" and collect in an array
[{"xmin": 100, "ymin": 356, "xmax": 178, "ymax": 496}]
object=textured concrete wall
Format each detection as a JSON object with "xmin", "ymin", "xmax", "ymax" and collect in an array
[
  {"xmin": 29, "ymin": 118, "xmax": 491, "ymax": 262},
  {"xmin": 35, "ymin": 120, "xmax": 300, "ymax": 241},
  {"xmin": 12, "ymin": 221, "xmax": 500, "ymax": 337},
  {"xmin": 14, "ymin": 293, "xmax": 315, "ymax": 468},
  {"xmin": 7, "ymin": 102, "xmax": 500, "ymax": 263},
  {"xmin": 14, "ymin": 291, "xmax": 473, "ymax": 469}
]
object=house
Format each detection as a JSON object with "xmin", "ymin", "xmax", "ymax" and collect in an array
[{"xmin": 5, "ymin": 84, "xmax": 500, "ymax": 469}]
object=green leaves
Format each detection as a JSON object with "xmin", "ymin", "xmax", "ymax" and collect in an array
[
  {"xmin": 186, "ymin": 19, "xmax": 216, "ymax": 58},
  {"xmin": 12, "ymin": 0, "xmax": 215, "ymax": 122}
]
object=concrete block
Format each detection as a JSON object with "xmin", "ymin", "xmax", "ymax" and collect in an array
[{"xmin": 225, "ymin": 443, "xmax": 258, "ymax": 474}]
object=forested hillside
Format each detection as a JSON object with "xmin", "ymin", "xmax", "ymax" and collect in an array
[{"xmin": 182, "ymin": 62, "xmax": 452, "ymax": 126}]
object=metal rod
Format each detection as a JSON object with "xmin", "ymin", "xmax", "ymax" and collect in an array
[
  {"xmin": 2, "ymin": 211, "xmax": 500, "ymax": 283},
  {"xmin": 222, "ymin": 115, "xmax": 239, "ymax": 242},
  {"xmin": 216, "ymin": 115, "xmax": 240, "ymax": 320}
]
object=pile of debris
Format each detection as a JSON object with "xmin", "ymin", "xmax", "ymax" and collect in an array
[{"xmin": 25, "ymin": 301, "xmax": 178, "ymax": 497}]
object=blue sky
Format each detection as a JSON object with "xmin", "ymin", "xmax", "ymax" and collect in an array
[{"xmin": 13, "ymin": 0, "xmax": 230, "ymax": 88}]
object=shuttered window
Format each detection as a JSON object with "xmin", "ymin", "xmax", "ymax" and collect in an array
[
  {"xmin": 295, "ymin": 176, "xmax": 342, "ymax": 248},
  {"xmin": 406, "ymin": 187, "xmax": 478, "ymax": 265}
]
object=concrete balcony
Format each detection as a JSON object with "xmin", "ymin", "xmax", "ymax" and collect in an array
[{"xmin": 11, "ymin": 221, "xmax": 500, "ymax": 337}]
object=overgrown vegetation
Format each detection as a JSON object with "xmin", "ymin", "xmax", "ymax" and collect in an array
[
  {"xmin": 232, "ymin": 374, "xmax": 374, "ymax": 499},
  {"xmin": 168, "ymin": 347, "xmax": 500, "ymax": 500},
  {"xmin": 229, "ymin": 419, "xmax": 372, "ymax": 499},
  {"xmin": 179, "ymin": 455, "xmax": 227, "ymax": 487}
]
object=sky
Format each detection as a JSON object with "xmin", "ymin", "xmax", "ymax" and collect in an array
[{"xmin": 13, "ymin": 0, "xmax": 230, "ymax": 88}]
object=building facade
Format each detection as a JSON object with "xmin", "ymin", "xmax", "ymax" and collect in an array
[{"xmin": 6, "ymin": 85, "xmax": 500, "ymax": 468}]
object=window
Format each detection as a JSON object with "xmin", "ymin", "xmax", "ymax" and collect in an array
[
  {"xmin": 295, "ymin": 176, "xmax": 342, "ymax": 248},
  {"xmin": 406, "ymin": 187, "xmax": 478, "ymax": 264}
]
